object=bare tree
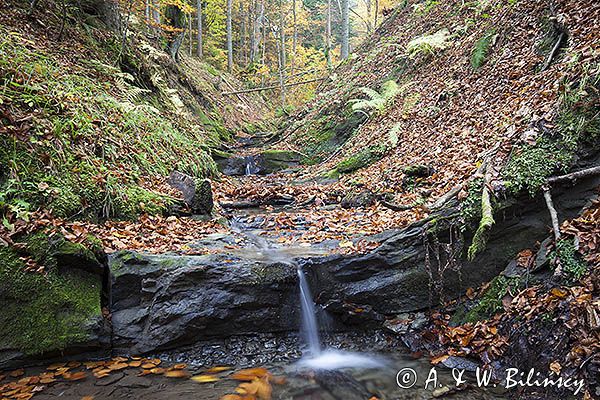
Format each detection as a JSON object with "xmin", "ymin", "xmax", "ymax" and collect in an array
[
  {"xmin": 341, "ymin": 0, "xmax": 349, "ymax": 59},
  {"xmin": 226, "ymin": 0, "xmax": 233, "ymax": 71},
  {"xmin": 326, "ymin": 0, "xmax": 332, "ymax": 67},
  {"xmin": 196, "ymin": 0, "xmax": 203, "ymax": 58}
]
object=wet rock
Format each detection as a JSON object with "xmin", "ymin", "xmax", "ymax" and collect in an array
[
  {"xmin": 534, "ymin": 237, "xmax": 553, "ymax": 271},
  {"xmin": 304, "ymin": 163, "xmax": 600, "ymax": 320},
  {"xmin": 110, "ymin": 251, "xmax": 300, "ymax": 354},
  {"xmin": 440, "ymin": 356, "xmax": 480, "ymax": 371},
  {"xmin": 167, "ymin": 171, "xmax": 213, "ymax": 215},
  {"xmin": 216, "ymin": 151, "xmax": 302, "ymax": 176}
]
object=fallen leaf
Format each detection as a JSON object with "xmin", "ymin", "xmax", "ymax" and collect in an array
[
  {"xmin": 205, "ymin": 366, "xmax": 232, "ymax": 373},
  {"xmin": 164, "ymin": 370, "xmax": 190, "ymax": 378},
  {"xmin": 64, "ymin": 371, "xmax": 87, "ymax": 381},
  {"xmin": 191, "ymin": 374, "xmax": 220, "ymax": 383},
  {"xmin": 550, "ymin": 361, "xmax": 562, "ymax": 375},
  {"xmin": 231, "ymin": 368, "xmax": 269, "ymax": 381},
  {"xmin": 9, "ymin": 369, "xmax": 25, "ymax": 377},
  {"xmin": 431, "ymin": 354, "xmax": 448, "ymax": 365}
]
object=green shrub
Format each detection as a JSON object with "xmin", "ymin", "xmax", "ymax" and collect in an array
[{"xmin": 551, "ymin": 238, "xmax": 588, "ymax": 280}]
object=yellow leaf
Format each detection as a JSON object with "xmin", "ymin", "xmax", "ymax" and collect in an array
[
  {"xmin": 191, "ymin": 374, "xmax": 220, "ymax": 383},
  {"xmin": 550, "ymin": 288, "xmax": 568, "ymax": 299},
  {"xmin": 431, "ymin": 354, "xmax": 448, "ymax": 365},
  {"xmin": 164, "ymin": 370, "xmax": 190, "ymax": 378},
  {"xmin": 231, "ymin": 367, "xmax": 269, "ymax": 381}
]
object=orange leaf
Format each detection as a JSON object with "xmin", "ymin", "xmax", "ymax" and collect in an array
[
  {"xmin": 431, "ymin": 354, "xmax": 448, "ymax": 365},
  {"xmin": 164, "ymin": 370, "xmax": 190, "ymax": 378},
  {"xmin": 64, "ymin": 371, "xmax": 87, "ymax": 381},
  {"xmin": 231, "ymin": 368, "xmax": 269, "ymax": 381}
]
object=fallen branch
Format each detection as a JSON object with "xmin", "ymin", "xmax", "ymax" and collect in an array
[
  {"xmin": 540, "ymin": 32, "xmax": 565, "ymax": 72},
  {"xmin": 467, "ymin": 182, "xmax": 495, "ymax": 261},
  {"xmin": 428, "ymin": 184, "xmax": 462, "ymax": 210},
  {"xmin": 542, "ymin": 185, "xmax": 561, "ymax": 241},
  {"xmin": 380, "ymin": 200, "xmax": 415, "ymax": 212},
  {"xmin": 219, "ymin": 200, "xmax": 259, "ymax": 209},
  {"xmin": 221, "ymin": 77, "xmax": 326, "ymax": 95},
  {"xmin": 546, "ymin": 165, "xmax": 600, "ymax": 185}
]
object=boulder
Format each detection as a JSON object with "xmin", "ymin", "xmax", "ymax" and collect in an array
[
  {"xmin": 167, "ymin": 171, "xmax": 213, "ymax": 215},
  {"xmin": 109, "ymin": 251, "xmax": 300, "ymax": 354},
  {"xmin": 0, "ymin": 234, "xmax": 110, "ymax": 369}
]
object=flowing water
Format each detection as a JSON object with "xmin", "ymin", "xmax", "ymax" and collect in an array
[{"xmin": 233, "ymin": 220, "xmax": 386, "ymax": 371}]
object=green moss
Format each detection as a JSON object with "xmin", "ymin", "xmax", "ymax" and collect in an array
[
  {"xmin": 461, "ymin": 276, "xmax": 522, "ymax": 323},
  {"xmin": 467, "ymin": 186, "xmax": 495, "ymax": 261},
  {"xmin": 335, "ymin": 144, "xmax": 387, "ymax": 174},
  {"xmin": 460, "ymin": 178, "xmax": 484, "ymax": 225},
  {"xmin": 0, "ymin": 244, "xmax": 101, "ymax": 356},
  {"xmin": 261, "ymin": 150, "xmax": 301, "ymax": 162},
  {"xmin": 551, "ymin": 237, "xmax": 588, "ymax": 281},
  {"xmin": 503, "ymin": 66, "xmax": 599, "ymax": 196}
]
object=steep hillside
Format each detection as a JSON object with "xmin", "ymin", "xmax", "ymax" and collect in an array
[
  {"xmin": 0, "ymin": 0, "xmax": 269, "ymax": 221},
  {"xmin": 280, "ymin": 0, "xmax": 598, "ymax": 207},
  {"xmin": 0, "ymin": 0, "xmax": 269, "ymax": 362}
]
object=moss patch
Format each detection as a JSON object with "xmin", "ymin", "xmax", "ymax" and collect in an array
[
  {"xmin": 0, "ymin": 243, "xmax": 102, "ymax": 356},
  {"xmin": 458, "ymin": 276, "xmax": 522, "ymax": 324},
  {"xmin": 503, "ymin": 67, "xmax": 600, "ymax": 196},
  {"xmin": 335, "ymin": 144, "xmax": 387, "ymax": 174}
]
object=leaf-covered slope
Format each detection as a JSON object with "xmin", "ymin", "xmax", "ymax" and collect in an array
[{"xmin": 285, "ymin": 0, "xmax": 599, "ymax": 205}]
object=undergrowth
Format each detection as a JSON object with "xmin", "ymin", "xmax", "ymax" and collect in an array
[
  {"xmin": 0, "ymin": 30, "xmax": 217, "ymax": 220},
  {"xmin": 471, "ymin": 30, "xmax": 495, "ymax": 69},
  {"xmin": 552, "ymin": 237, "xmax": 588, "ymax": 281}
]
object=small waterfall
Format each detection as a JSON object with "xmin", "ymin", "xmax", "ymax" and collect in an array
[
  {"xmin": 229, "ymin": 221, "xmax": 385, "ymax": 370},
  {"xmin": 297, "ymin": 267, "xmax": 321, "ymax": 357},
  {"xmin": 245, "ymin": 156, "xmax": 258, "ymax": 175}
]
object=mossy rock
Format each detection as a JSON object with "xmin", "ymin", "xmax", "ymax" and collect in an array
[
  {"xmin": 0, "ymin": 236, "xmax": 107, "ymax": 366},
  {"xmin": 335, "ymin": 144, "xmax": 387, "ymax": 174},
  {"xmin": 261, "ymin": 150, "xmax": 302, "ymax": 163}
]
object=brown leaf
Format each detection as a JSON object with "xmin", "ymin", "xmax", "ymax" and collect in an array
[{"xmin": 9, "ymin": 369, "xmax": 25, "ymax": 377}]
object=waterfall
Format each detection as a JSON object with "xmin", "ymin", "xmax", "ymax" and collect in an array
[{"xmin": 297, "ymin": 267, "xmax": 321, "ymax": 357}]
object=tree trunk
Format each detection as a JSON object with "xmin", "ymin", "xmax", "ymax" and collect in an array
[
  {"xmin": 165, "ymin": 5, "xmax": 185, "ymax": 62},
  {"xmin": 278, "ymin": 0, "xmax": 286, "ymax": 107},
  {"xmin": 226, "ymin": 0, "xmax": 233, "ymax": 71},
  {"xmin": 374, "ymin": 0, "xmax": 378, "ymax": 28},
  {"xmin": 326, "ymin": 0, "xmax": 332, "ymax": 67},
  {"xmin": 196, "ymin": 0, "xmax": 203, "ymax": 58},
  {"xmin": 341, "ymin": 0, "xmax": 349, "ymax": 59},
  {"xmin": 239, "ymin": 3, "xmax": 245, "ymax": 64},
  {"xmin": 291, "ymin": 0, "xmax": 297, "ymax": 75},
  {"xmin": 188, "ymin": 14, "xmax": 193, "ymax": 55}
]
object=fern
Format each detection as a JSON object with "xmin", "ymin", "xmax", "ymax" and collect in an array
[
  {"xmin": 471, "ymin": 31, "xmax": 495, "ymax": 69},
  {"xmin": 348, "ymin": 80, "xmax": 400, "ymax": 115},
  {"xmin": 406, "ymin": 29, "xmax": 451, "ymax": 59}
]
